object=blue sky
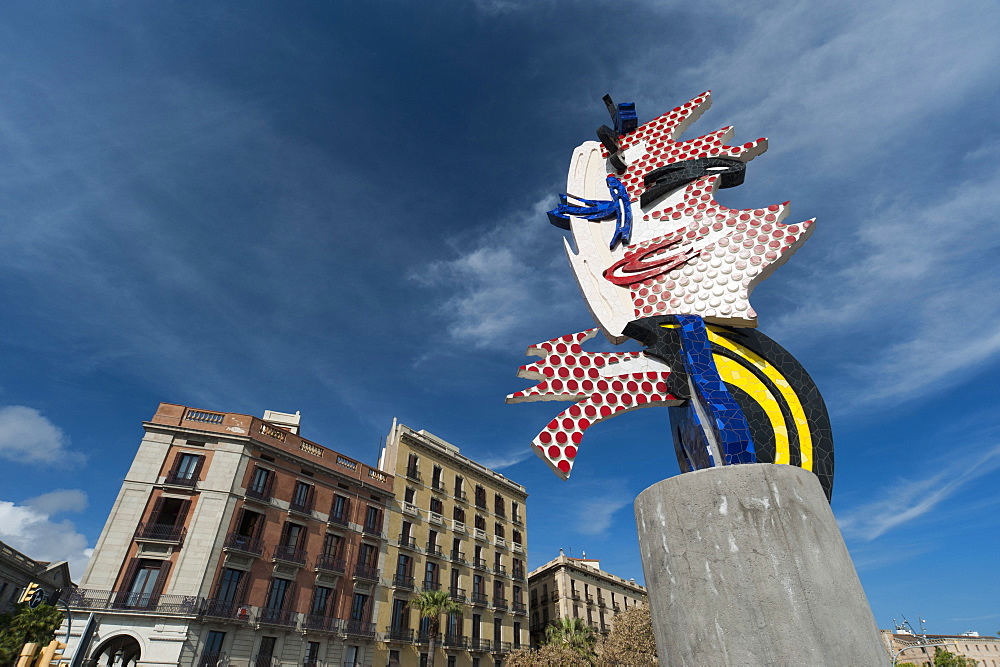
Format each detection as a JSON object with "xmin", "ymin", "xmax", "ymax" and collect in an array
[{"xmin": 0, "ymin": 0, "xmax": 998, "ymax": 636}]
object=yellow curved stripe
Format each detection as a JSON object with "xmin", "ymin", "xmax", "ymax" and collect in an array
[
  {"xmin": 707, "ymin": 329, "xmax": 813, "ymax": 470},
  {"xmin": 712, "ymin": 355, "xmax": 790, "ymax": 465}
]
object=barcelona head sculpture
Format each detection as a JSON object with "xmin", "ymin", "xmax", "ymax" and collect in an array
[{"xmin": 507, "ymin": 92, "xmax": 834, "ymax": 500}]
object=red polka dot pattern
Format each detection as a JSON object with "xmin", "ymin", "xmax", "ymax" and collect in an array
[{"xmin": 506, "ymin": 329, "xmax": 680, "ymax": 480}]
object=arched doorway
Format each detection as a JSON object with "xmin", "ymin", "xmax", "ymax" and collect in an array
[{"xmin": 89, "ymin": 635, "xmax": 141, "ymax": 667}]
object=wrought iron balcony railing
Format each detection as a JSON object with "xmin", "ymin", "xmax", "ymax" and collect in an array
[
  {"xmin": 289, "ymin": 497, "xmax": 314, "ymax": 515},
  {"xmin": 344, "ymin": 620, "xmax": 376, "ymax": 638},
  {"xmin": 245, "ymin": 486, "xmax": 272, "ymax": 503},
  {"xmin": 67, "ymin": 588, "xmax": 202, "ymax": 615},
  {"xmin": 362, "ymin": 521, "xmax": 383, "ymax": 537},
  {"xmin": 272, "ymin": 545, "xmax": 307, "ymax": 566},
  {"xmin": 450, "ymin": 550, "xmax": 466, "ymax": 564},
  {"xmin": 492, "ymin": 642, "xmax": 512, "ymax": 654},
  {"xmin": 405, "ymin": 468, "xmax": 421, "ymax": 482},
  {"xmin": 454, "ymin": 490, "xmax": 468, "ymax": 503},
  {"xmin": 469, "ymin": 638, "xmax": 492, "ymax": 652},
  {"xmin": 492, "ymin": 598, "xmax": 508, "ymax": 611},
  {"xmin": 258, "ymin": 607, "xmax": 298, "ymax": 627},
  {"xmin": 328, "ymin": 509, "xmax": 350, "ymax": 527},
  {"xmin": 443, "ymin": 634, "xmax": 468, "ymax": 649},
  {"xmin": 425, "ymin": 544, "xmax": 443, "ymax": 558},
  {"xmin": 422, "ymin": 580, "xmax": 441, "ymax": 592},
  {"xmin": 223, "ymin": 532, "xmax": 264, "ymax": 557},
  {"xmin": 431, "ymin": 479, "xmax": 447, "ymax": 492},
  {"xmin": 398, "ymin": 534, "xmax": 418, "ymax": 550},
  {"xmin": 198, "ymin": 651, "xmax": 225, "ymax": 667},
  {"xmin": 353, "ymin": 563, "xmax": 379, "ymax": 581},
  {"xmin": 448, "ymin": 586, "xmax": 466, "ymax": 602},
  {"xmin": 416, "ymin": 631, "xmax": 441, "ymax": 645},
  {"xmin": 471, "ymin": 592, "xmax": 489, "ymax": 606},
  {"xmin": 539, "ymin": 594, "xmax": 548, "ymax": 605},
  {"xmin": 165, "ymin": 469, "xmax": 198, "ymax": 487},
  {"xmin": 202, "ymin": 598, "xmax": 252, "ymax": 621},
  {"xmin": 134, "ymin": 522, "xmax": 186, "ymax": 544},
  {"xmin": 392, "ymin": 574, "xmax": 415, "ymax": 590},
  {"xmin": 315, "ymin": 554, "xmax": 346, "ymax": 574},
  {"xmin": 493, "ymin": 565, "xmax": 507, "ymax": 577},
  {"xmin": 512, "ymin": 601, "xmax": 526, "ymax": 614},
  {"xmin": 384, "ymin": 626, "xmax": 413, "ymax": 642},
  {"xmin": 513, "ymin": 567, "xmax": 526, "ymax": 580},
  {"xmin": 303, "ymin": 614, "xmax": 341, "ymax": 634},
  {"xmin": 473, "ymin": 558, "xmax": 488, "ymax": 570}
]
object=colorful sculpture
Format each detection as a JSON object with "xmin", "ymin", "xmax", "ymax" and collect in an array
[{"xmin": 507, "ymin": 92, "xmax": 834, "ymax": 499}]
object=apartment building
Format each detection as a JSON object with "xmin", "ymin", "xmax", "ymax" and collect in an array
[
  {"xmin": 0, "ymin": 540, "xmax": 74, "ymax": 613},
  {"xmin": 61, "ymin": 403, "xmax": 393, "ymax": 667},
  {"xmin": 527, "ymin": 552, "xmax": 647, "ymax": 647},
  {"xmin": 375, "ymin": 422, "xmax": 529, "ymax": 667}
]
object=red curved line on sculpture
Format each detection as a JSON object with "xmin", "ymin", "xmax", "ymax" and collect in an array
[{"xmin": 603, "ymin": 237, "xmax": 698, "ymax": 286}]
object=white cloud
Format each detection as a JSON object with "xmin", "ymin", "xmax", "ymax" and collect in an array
[
  {"xmin": 0, "ymin": 493, "xmax": 94, "ymax": 580},
  {"xmin": 476, "ymin": 448, "xmax": 535, "ymax": 471},
  {"xmin": 836, "ymin": 442, "xmax": 1000, "ymax": 541},
  {"xmin": 0, "ymin": 406, "xmax": 85, "ymax": 465},
  {"xmin": 574, "ymin": 493, "xmax": 632, "ymax": 536}
]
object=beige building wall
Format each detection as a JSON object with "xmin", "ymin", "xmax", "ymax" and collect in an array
[
  {"xmin": 881, "ymin": 630, "xmax": 1000, "ymax": 666},
  {"xmin": 527, "ymin": 553, "xmax": 647, "ymax": 647},
  {"xmin": 375, "ymin": 422, "xmax": 529, "ymax": 667}
]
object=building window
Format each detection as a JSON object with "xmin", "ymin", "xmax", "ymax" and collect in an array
[
  {"xmin": 494, "ymin": 494, "xmax": 505, "ymax": 517},
  {"xmin": 214, "ymin": 568, "xmax": 244, "ymax": 604},
  {"xmin": 512, "ymin": 530, "xmax": 522, "ymax": 545},
  {"xmin": 454, "ymin": 475, "xmax": 464, "ymax": 498},
  {"xmin": 169, "ymin": 452, "xmax": 204, "ymax": 485},
  {"xmin": 330, "ymin": 494, "xmax": 350, "ymax": 524},
  {"xmin": 406, "ymin": 454, "xmax": 419, "ymax": 479},
  {"xmin": 291, "ymin": 481, "xmax": 314, "ymax": 512},
  {"xmin": 513, "ymin": 621, "xmax": 521, "ymax": 648},
  {"xmin": 311, "ymin": 586, "xmax": 334, "ymax": 616},
  {"xmin": 280, "ymin": 521, "xmax": 305, "ymax": 549},
  {"xmin": 391, "ymin": 598, "xmax": 409, "ymax": 628},
  {"xmin": 200, "ymin": 631, "xmax": 226, "ymax": 666},
  {"xmin": 247, "ymin": 466, "xmax": 273, "ymax": 499},
  {"xmin": 447, "ymin": 656, "xmax": 456, "ymax": 667},
  {"xmin": 389, "ymin": 650, "xmax": 400, "ymax": 667},
  {"xmin": 304, "ymin": 641, "xmax": 320, "ymax": 667},
  {"xmin": 359, "ymin": 542, "xmax": 378, "ymax": 567},
  {"xmin": 430, "ymin": 497, "xmax": 443, "ymax": 514},
  {"xmin": 322, "ymin": 533, "xmax": 342, "ymax": 557},
  {"xmin": 264, "ymin": 578, "xmax": 294, "ymax": 612},
  {"xmin": 453, "ymin": 506, "xmax": 465, "ymax": 523},
  {"xmin": 351, "ymin": 593, "xmax": 369, "ymax": 621},
  {"xmin": 364, "ymin": 506, "xmax": 382, "ymax": 533},
  {"xmin": 425, "ymin": 562, "xmax": 439, "ymax": 589},
  {"xmin": 405, "ymin": 487, "xmax": 415, "ymax": 503},
  {"xmin": 512, "ymin": 501, "xmax": 521, "ymax": 522},
  {"xmin": 475, "ymin": 485, "xmax": 486, "ymax": 508},
  {"xmin": 495, "ymin": 522, "xmax": 504, "ymax": 539},
  {"xmin": 255, "ymin": 637, "xmax": 276, "ymax": 665},
  {"xmin": 494, "ymin": 618, "xmax": 502, "ymax": 643},
  {"xmin": 120, "ymin": 558, "xmax": 170, "ymax": 608},
  {"xmin": 432, "ymin": 465, "xmax": 443, "ymax": 489},
  {"xmin": 475, "ymin": 515, "xmax": 486, "ymax": 531}
]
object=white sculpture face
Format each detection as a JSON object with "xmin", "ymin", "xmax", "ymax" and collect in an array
[{"xmin": 561, "ymin": 91, "xmax": 814, "ymax": 342}]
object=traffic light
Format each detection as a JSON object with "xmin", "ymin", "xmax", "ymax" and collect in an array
[
  {"xmin": 18, "ymin": 583, "xmax": 44, "ymax": 607},
  {"xmin": 35, "ymin": 639, "xmax": 67, "ymax": 666}
]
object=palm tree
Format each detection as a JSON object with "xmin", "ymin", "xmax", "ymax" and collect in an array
[
  {"xmin": 408, "ymin": 590, "xmax": 461, "ymax": 667},
  {"xmin": 544, "ymin": 617, "xmax": 597, "ymax": 659}
]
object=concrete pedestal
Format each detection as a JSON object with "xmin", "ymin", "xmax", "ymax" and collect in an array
[{"xmin": 634, "ymin": 464, "xmax": 887, "ymax": 666}]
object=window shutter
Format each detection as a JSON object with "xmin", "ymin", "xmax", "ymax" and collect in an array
[
  {"xmin": 175, "ymin": 500, "xmax": 191, "ymax": 528},
  {"xmin": 233, "ymin": 507, "xmax": 246, "ymax": 535},
  {"xmin": 306, "ymin": 484, "xmax": 315, "ymax": 508},
  {"xmin": 234, "ymin": 571, "xmax": 251, "ymax": 604},
  {"xmin": 191, "ymin": 455, "xmax": 205, "ymax": 482},
  {"xmin": 296, "ymin": 525, "xmax": 308, "ymax": 550},
  {"xmin": 147, "ymin": 496, "xmax": 166, "ymax": 525},
  {"xmin": 252, "ymin": 510, "xmax": 266, "ymax": 539},
  {"xmin": 116, "ymin": 558, "xmax": 142, "ymax": 595},
  {"xmin": 264, "ymin": 469, "xmax": 276, "ymax": 496},
  {"xmin": 170, "ymin": 451, "xmax": 185, "ymax": 475},
  {"xmin": 284, "ymin": 581, "xmax": 298, "ymax": 612},
  {"xmin": 149, "ymin": 560, "xmax": 172, "ymax": 602}
]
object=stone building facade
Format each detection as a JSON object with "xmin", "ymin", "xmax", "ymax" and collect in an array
[
  {"xmin": 60, "ymin": 403, "xmax": 394, "ymax": 667},
  {"xmin": 882, "ymin": 630, "xmax": 1000, "ymax": 666},
  {"xmin": 0, "ymin": 540, "xmax": 74, "ymax": 613},
  {"xmin": 527, "ymin": 553, "xmax": 646, "ymax": 647},
  {"xmin": 374, "ymin": 422, "xmax": 529, "ymax": 667}
]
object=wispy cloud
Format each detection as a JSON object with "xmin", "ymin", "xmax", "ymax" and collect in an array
[
  {"xmin": 477, "ymin": 447, "xmax": 535, "ymax": 471},
  {"xmin": 0, "ymin": 492, "xmax": 93, "ymax": 578},
  {"xmin": 0, "ymin": 406, "xmax": 85, "ymax": 466},
  {"xmin": 837, "ymin": 442, "xmax": 1000, "ymax": 541}
]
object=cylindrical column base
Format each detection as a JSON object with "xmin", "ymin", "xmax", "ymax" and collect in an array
[{"xmin": 635, "ymin": 464, "xmax": 887, "ymax": 666}]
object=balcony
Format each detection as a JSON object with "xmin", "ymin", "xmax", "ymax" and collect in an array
[
  {"xmin": 224, "ymin": 533, "xmax": 264, "ymax": 557},
  {"xmin": 572, "ymin": 592, "xmax": 581, "ymax": 601},
  {"xmin": 245, "ymin": 486, "xmax": 272, "ymax": 504},
  {"xmin": 492, "ymin": 642, "xmax": 512, "ymax": 654},
  {"xmin": 597, "ymin": 598, "xmax": 607, "ymax": 608},
  {"xmin": 428, "ymin": 512, "xmax": 444, "ymax": 526},
  {"xmin": 472, "ymin": 558, "xmax": 488, "ymax": 571},
  {"xmin": 493, "ymin": 565, "xmax": 507, "ymax": 577},
  {"xmin": 451, "ymin": 519, "xmax": 466, "ymax": 534},
  {"xmin": 272, "ymin": 545, "xmax": 307, "ymax": 566},
  {"xmin": 450, "ymin": 550, "xmax": 466, "ymax": 565},
  {"xmin": 134, "ymin": 522, "xmax": 186, "ymax": 545},
  {"xmin": 384, "ymin": 626, "xmax": 414, "ymax": 643},
  {"xmin": 422, "ymin": 581, "xmax": 441, "ymax": 592},
  {"xmin": 494, "ymin": 536, "xmax": 507, "ymax": 549},
  {"xmin": 315, "ymin": 554, "xmax": 346, "ymax": 575},
  {"xmin": 512, "ymin": 568, "xmax": 525, "ymax": 581},
  {"xmin": 586, "ymin": 595, "xmax": 595, "ymax": 605},
  {"xmin": 401, "ymin": 502, "xmax": 419, "ymax": 517},
  {"xmin": 454, "ymin": 490, "xmax": 468, "ymax": 503},
  {"xmin": 353, "ymin": 563, "xmax": 379, "ymax": 581},
  {"xmin": 201, "ymin": 599, "xmax": 251, "ymax": 622},
  {"xmin": 405, "ymin": 467, "xmax": 421, "ymax": 483},
  {"xmin": 448, "ymin": 587, "xmax": 466, "ymax": 603},
  {"xmin": 512, "ymin": 514, "xmax": 523, "ymax": 526},
  {"xmin": 475, "ymin": 498, "xmax": 487, "ymax": 510},
  {"xmin": 343, "ymin": 620, "xmax": 376, "ymax": 638},
  {"xmin": 425, "ymin": 543, "xmax": 443, "ymax": 558},
  {"xmin": 613, "ymin": 603, "xmax": 621, "ymax": 612},
  {"xmin": 443, "ymin": 634, "xmax": 467, "ymax": 649},
  {"xmin": 512, "ymin": 542, "xmax": 524, "ymax": 555},
  {"xmin": 328, "ymin": 504, "xmax": 351, "ymax": 527},
  {"xmin": 539, "ymin": 594, "xmax": 548, "ymax": 605},
  {"xmin": 469, "ymin": 638, "xmax": 491, "ymax": 652},
  {"xmin": 474, "ymin": 529, "xmax": 488, "ymax": 542},
  {"xmin": 492, "ymin": 598, "xmax": 508, "ymax": 611},
  {"xmin": 470, "ymin": 592, "xmax": 488, "ymax": 606},
  {"xmin": 289, "ymin": 497, "xmax": 314, "ymax": 516},
  {"xmin": 416, "ymin": 631, "xmax": 441, "ymax": 646},
  {"xmin": 431, "ymin": 479, "xmax": 447, "ymax": 492},
  {"xmin": 392, "ymin": 574, "xmax": 415, "ymax": 590},
  {"xmin": 257, "ymin": 608, "xmax": 298, "ymax": 627},
  {"xmin": 67, "ymin": 588, "xmax": 201, "ymax": 615},
  {"xmin": 512, "ymin": 601, "xmax": 526, "ymax": 615},
  {"xmin": 303, "ymin": 614, "xmax": 341, "ymax": 633},
  {"xmin": 398, "ymin": 534, "xmax": 418, "ymax": 551},
  {"xmin": 362, "ymin": 521, "xmax": 383, "ymax": 537},
  {"xmin": 164, "ymin": 469, "xmax": 198, "ymax": 487}
]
